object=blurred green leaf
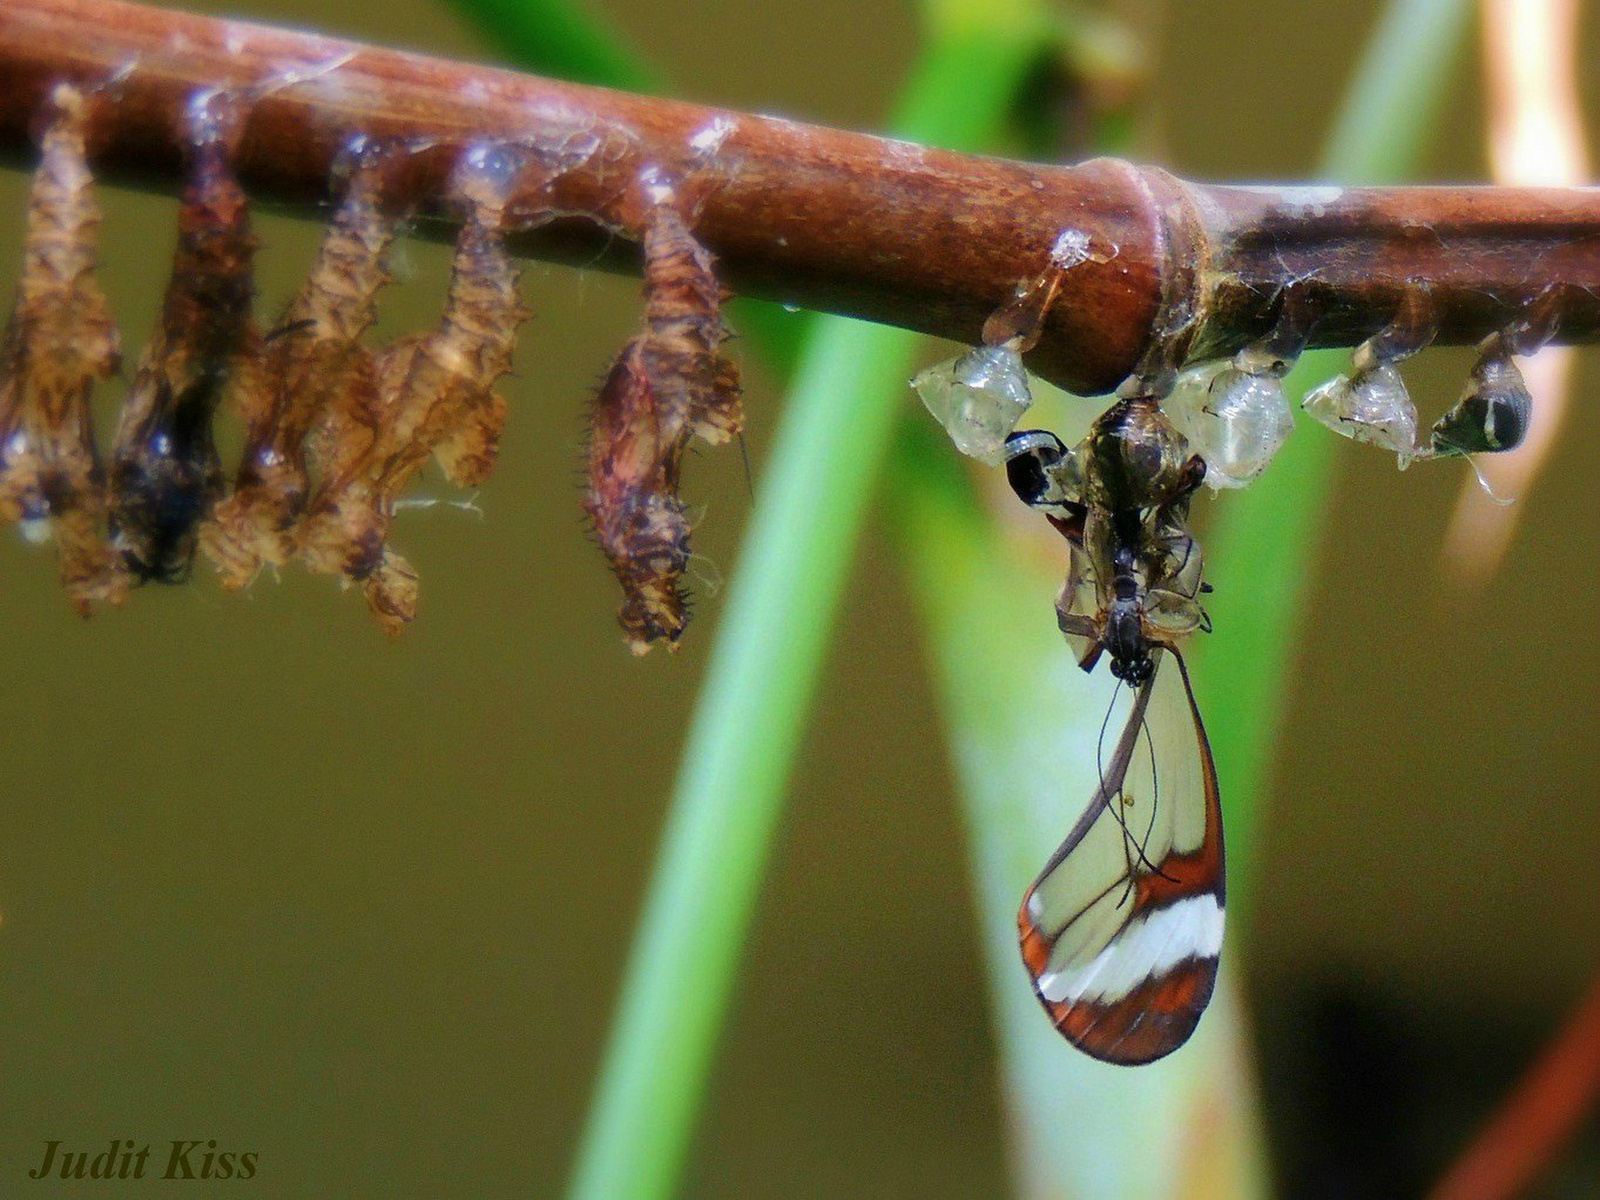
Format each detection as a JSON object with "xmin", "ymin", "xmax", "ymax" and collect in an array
[{"xmin": 445, "ymin": 0, "xmax": 662, "ymax": 92}]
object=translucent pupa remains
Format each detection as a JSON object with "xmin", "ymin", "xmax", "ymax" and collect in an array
[
  {"xmin": 1163, "ymin": 293, "xmax": 1309, "ymax": 489},
  {"xmin": 912, "ymin": 228, "xmax": 1110, "ymax": 466},
  {"xmin": 1304, "ymin": 288, "xmax": 1543, "ymax": 497},
  {"xmin": 1303, "ymin": 289, "xmax": 1438, "ymax": 465},
  {"xmin": 0, "ymin": 82, "xmax": 126, "ymax": 612}
]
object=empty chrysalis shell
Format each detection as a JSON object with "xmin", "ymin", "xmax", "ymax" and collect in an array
[
  {"xmin": 911, "ymin": 345, "xmax": 1032, "ymax": 465},
  {"xmin": 1429, "ymin": 351, "xmax": 1531, "ymax": 457},
  {"xmin": 1163, "ymin": 361, "xmax": 1294, "ymax": 488},
  {"xmin": 1003, "ymin": 428, "xmax": 1084, "ymax": 510},
  {"xmin": 1144, "ymin": 586, "xmax": 1208, "ymax": 635},
  {"xmin": 1303, "ymin": 363, "xmax": 1419, "ymax": 465}
]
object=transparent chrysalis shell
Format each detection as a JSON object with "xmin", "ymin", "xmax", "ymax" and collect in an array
[
  {"xmin": 1163, "ymin": 361, "xmax": 1294, "ymax": 488},
  {"xmin": 1303, "ymin": 363, "xmax": 1419, "ymax": 465},
  {"xmin": 1004, "ymin": 428, "xmax": 1083, "ymax": 510},
  {"xmin": 1144, "ymin": 588, "xmax": 1207, "ymax": 635},
  {"xmin": 1144, "ymin": 521, "xmax": 1206, "ymax": 634},
  {"xmin": 911, "ymin": 345, "xmax": 1033, "ymax": 465},
  {"xmin": 1429, "ymin": 350, "xmax": 1532, "ymax": 457}
]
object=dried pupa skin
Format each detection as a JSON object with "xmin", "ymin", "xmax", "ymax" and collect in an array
[
  {"xmin": 299, "ymin": 143, "xmax": 529, "ymax": 633},
  {"xmin": 585, "ymin": 338, "xmax": 692, "ymax": 654},
  {"xmin": 636, "ymin": 197, "xmax": 743, "ymax": 448},
  {"xmin": 202, "ymin": 149, "xmax": 396, "ymax": 589},
  {"xmin": 361, "ymin": 548, "xmax": 419, "ymax": 637},
  {"xmin": 580, "ymin": 171, "xmax": 742, "ymax": 651},
  {"xmin": 431, "ymin": 388, "xmax": 509, "ymax": 487},
  {"xmin": 110, "ymin": 92, "xmax": 261, "ymax": 584},
  {"xmin": 378, "ymin": 149, "xmax": 526, "ymax": 487},
  {"xmin": 0, "ymin": 83, "xmax": 127, "ymax": 612}
]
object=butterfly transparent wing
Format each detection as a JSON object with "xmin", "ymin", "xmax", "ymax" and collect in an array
[
  {"xmin": 1054, "ymin": 540, "xmax": 1102, "ymax": 669},
  {"xmin": 1018, "ymin": 647, "xmax": 1225, "ymax": 1064}
]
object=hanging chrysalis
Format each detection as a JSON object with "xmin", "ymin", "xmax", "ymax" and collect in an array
[
  {"xmin": 913, "ymin": 229, "xmax": 1108, "ymax": 466},
  {"xmin": 585, "ymin": 338, "xmax": 693, "ymax": 653},
  {"xmin": 1427, "ymin": 344, "xmax": 1532, "ymax": 458},
  {"xmin": 1304, "ymin": 288, "xmax": 1546, "ymax": 501},
  {"xmin": 0, "ymin": 82, "xmax": 126, "ymax": 612},
  {"xmin": 1163, "ymin": 293, "xmax": 1308, "ymax": 489},
  {"xmin": 581, "ymin": 166, "xmax": 746, "ymax": 652},
  {"xmin": 203, "ymin": 141, "xmax": 397, "ymax": 589},
  {"xmin": 1302, "ymin": 288, "xmax": 1437, "ymax": 467},
  {"xmin": 582, "ymin": 173, "xmax": 694, "ymax": 652},
  {"xmin": 109, "ymin": 89, "xmax": 263, "ymax": 582}
]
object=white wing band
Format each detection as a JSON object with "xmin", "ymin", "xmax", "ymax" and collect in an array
[{"xmin": 1038, "ymin": 893, "xmax": 1224, "ymax": 1005}]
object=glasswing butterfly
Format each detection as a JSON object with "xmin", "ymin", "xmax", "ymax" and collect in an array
[{"xmin": 1003, "ymin": 395, "xmax": 1224, "ymax": 1065}]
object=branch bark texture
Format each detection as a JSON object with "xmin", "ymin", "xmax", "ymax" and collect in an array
[{"xmin": 0, "ymin": 0, "xmax": 1597, "ymax": 393}]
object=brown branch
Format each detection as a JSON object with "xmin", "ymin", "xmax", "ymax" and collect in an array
[
  {"xmin": 1427, "ymin": 972, "xmax": 1600, "ymax": 1200},
  {"xmin": 1, "ymin": 0, "xmax": 1598, "ymax": 395}
]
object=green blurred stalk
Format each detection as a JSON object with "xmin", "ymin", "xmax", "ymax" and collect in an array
[
  {"xmin": 1197, "ymin": 0, "xmax": 1476, "ymax": 917},
  {"xmin": 440, "ymin": 1, "xmax": 1058, "ymax": 1197},
  {"xmin": 888, "ymin": 0, "xmax": 1474, "ymax": 1195},
  {"xmin": 563, "ymin": 18, "xmax": 1055, "ymax": 1200},
  {"xmin": 445, "ymin": 0, "xmax": 662, "ymax": 92}
]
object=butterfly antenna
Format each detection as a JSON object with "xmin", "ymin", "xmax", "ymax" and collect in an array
[
  {"xmin": 737, "ymin": 431, "xmax": 754, "ymax": 501},
  {"xmin": 1138, "ymin": 711, "xmax": 1178, "ymax": 884},
  {"xmin": 1095, "ymin": 680, "xmax": 1120, "ymax": 808}
]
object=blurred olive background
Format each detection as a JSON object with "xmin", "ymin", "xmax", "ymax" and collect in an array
[{"xmin": 0, "ymin": 0, "xmax": 1595, "ymax": 1196}]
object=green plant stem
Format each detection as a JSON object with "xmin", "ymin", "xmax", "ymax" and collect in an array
[
  {"xmin": 439, "ymin": 4, "xmax": 1055, "ymax": 1197},
  {"xmin": 1196, "ymin": 0, "xmax": 1475, "ymax": 918},
  {"xmin": 887, "ymin": 1, "xmax": 1474, "ymax": 1194},
  {"xmin": 566, "ymin": 37, "xmax": 1058, "ymax": 1195}
]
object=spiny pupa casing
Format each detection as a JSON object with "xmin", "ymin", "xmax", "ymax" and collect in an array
[
  {"xmin": 110, "ymin": 90, "xmax": 261, "ymax": 583},
  {"xmin": 0, "ymin": 83, "xmax": 127, "ymax": 612}
]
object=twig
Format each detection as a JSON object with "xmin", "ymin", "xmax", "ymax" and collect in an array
[
  {"xmin": 1427, "ymin": 972, "xmax": 1600, "ymax": 1200},
  {"xmin": 0, "ymin": 0, "xmax": 1598, "ymax": 395}
]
